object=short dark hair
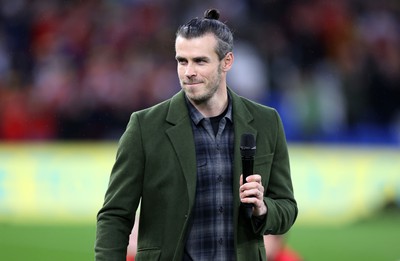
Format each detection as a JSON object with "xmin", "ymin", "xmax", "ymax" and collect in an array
[{"xmin": 176, "ymin": 9, "xmax": 234, "ymax": 60}]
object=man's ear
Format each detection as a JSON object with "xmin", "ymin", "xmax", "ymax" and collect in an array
[{"xmin": 222, "ymin": 52, "xmax": 234, "ymax": 72}]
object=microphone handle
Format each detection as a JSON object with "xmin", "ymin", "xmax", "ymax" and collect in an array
[
  {"xmin": 242, "ymin": 157, "xmax": 254, "ymax": 219},
  {"xmin": 242, "ymin": 157, "xmax": 254, "ymax": 183}
]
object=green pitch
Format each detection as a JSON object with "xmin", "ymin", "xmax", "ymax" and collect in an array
[
  {"xmin": 0, "ymin": 223, "xmax": 95, "ymax": 261},
  {"xmin": 287, "ymin": 209, "xmax": 400, "ymax": 261},
  {"xmin": 0, "ymin": 210, "xmax": 399, "ymax": 261}
]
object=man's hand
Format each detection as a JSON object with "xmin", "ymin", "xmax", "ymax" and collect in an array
[{"xmin": 239, "ymin": 174, "xmax": 267, "ymax": 216}]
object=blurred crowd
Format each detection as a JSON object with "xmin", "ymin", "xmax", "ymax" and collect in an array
[{"xmin": 0, "ymin": 0, "xmax": 399, "ymax": 144}]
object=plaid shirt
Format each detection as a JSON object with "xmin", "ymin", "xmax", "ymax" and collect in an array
[{"xmin": 184, "ymin": 96, "xmax": 235, "ymax": 261}]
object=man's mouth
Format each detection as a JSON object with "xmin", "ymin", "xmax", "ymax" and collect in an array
[{"xmin": 185, "ymin": 81, "xmax": 202, "ymax": 86}]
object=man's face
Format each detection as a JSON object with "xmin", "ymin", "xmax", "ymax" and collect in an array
[{"xmin": 175, "ymin": 34, "xmax": 224, "ymax": 104}]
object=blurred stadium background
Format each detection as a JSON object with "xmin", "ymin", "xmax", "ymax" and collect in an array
[{"xmin": 0, "ymin": 0, "xmax": 399, "ymax": 260}]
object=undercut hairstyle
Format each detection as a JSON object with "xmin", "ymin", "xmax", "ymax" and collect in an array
[{"xmin": 176, "ymin": 9, "xmax": 234, "ymax": 60}]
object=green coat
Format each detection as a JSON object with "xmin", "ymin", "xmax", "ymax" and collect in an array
[{"xmin": 95, "ymin": 88, "xmax": 298, "ymax": 261}]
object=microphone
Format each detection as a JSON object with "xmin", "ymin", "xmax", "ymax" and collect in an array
[{"xmin": 240, "ymin": 133, "xmax": 256, "ymax": 219}]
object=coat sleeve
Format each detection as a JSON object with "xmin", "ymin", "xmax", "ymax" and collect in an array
[
  {"xmin": 254, "ymin": 109, "xmax": 298, "ymax": 235},
  {"xmin": 95, "ymin": 113, "xmax": 144, "ymax": 260}
]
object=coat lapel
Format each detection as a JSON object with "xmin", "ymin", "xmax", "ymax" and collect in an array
[
  {"xmin": 165, "ymin": 91, "xmax": 197, "ymax": 210},
  {"xmin": 229, "ymin": 89, "xmax": 258, "ymax": 208}
]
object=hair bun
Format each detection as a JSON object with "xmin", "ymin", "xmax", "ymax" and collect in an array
[{"xmin": 204, "ymin": 9, "xmax": 220, "ymax": 20}]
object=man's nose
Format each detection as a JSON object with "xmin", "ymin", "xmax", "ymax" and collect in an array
[{"xmin": 185, "ymin": 63, "xmax": 196, "ymax": 77}]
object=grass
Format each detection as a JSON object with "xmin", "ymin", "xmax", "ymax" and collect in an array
[
  {"xmin": 0, "ymin": 209, "xmax": 399, "ymax": 261},
  {"xmin": 287, "ymin": 208, "xmax": 400, "ymax": 261},
  {"xmin": 0, "ymin": 223, "xmax": 95, "ymax": 261}
]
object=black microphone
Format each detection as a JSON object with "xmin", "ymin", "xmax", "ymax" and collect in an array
[{"xmin": 240, "ymin": 133, "xmax": 256, "ymax": 219}]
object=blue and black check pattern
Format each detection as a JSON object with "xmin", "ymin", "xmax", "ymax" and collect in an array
[{"xmin": 184, "ymin": 96, "xmax": 235, "ymax": 260}]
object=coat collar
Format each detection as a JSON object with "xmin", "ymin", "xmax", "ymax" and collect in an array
[{"xmin": 166, "ymin": 88, "xmax": 255, "ymax": 126}]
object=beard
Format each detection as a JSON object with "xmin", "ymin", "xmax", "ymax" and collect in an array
[{"xmin": 181, "ymin": 65, "xmax": 223, "ymax": 104}]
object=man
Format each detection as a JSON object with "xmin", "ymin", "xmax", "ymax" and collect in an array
[
  {"xmin": 95, "ymin": 9, "xmax": 297, "ymax": 261},
  {"xmin": 264, "ymin": 235, "xmax": 303, "ymax": 261}
]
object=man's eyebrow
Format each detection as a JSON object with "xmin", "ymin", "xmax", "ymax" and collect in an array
[
  {"xmin": 175, "ymin": 56, "xmax": 210, "ymax": 61},
  {"xmin": 175, "ymin": 56, "xmax": 185, "ymax": 61},
  {"xmin": 193, "ymin": 56, "xmax": 209, "ymax": 61}
]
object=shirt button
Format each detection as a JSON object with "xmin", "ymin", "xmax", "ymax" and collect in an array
[
  {"xmin": 219, "ymin": 238, "xmax": 223, "ymax": 245},
  {"xmin": 219, "ymin": 206, "xmax": 224, "ymax": 213},
  {"xmin": 217, "ymin": 176, "xmax": 223, "ymax": 182}
]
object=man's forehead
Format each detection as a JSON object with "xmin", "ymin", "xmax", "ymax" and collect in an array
[{"xmin": 175, "ymin": 34, "xmax": 218, "ymax": 57}]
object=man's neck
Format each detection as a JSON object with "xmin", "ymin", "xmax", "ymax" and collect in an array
[{"xmin": 191, "ymin": 89, "xmax": 228, "ymax": 118}]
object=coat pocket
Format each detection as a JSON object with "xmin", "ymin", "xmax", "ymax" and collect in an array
[
  {"xmin": 236, "ymin": 238, "xmax": 267, "ymax": 261},
  {"xmin": 135, "ymin": 248, "xmax": 161, "ymax": 261},
  {"xmin": 254, "ymin": 153, "xmax": 274, "ymax": 185}
]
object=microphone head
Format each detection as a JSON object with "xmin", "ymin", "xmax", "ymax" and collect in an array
[{"xmin": 240, "ymin": 133, "xmax": 256, "ymax": 157}]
